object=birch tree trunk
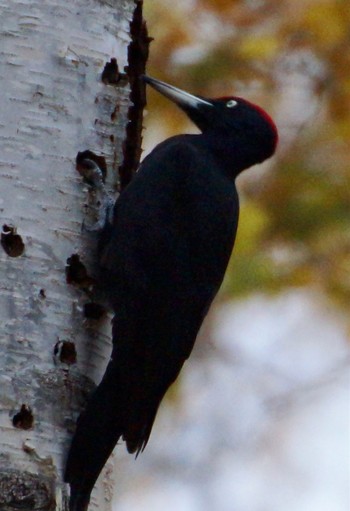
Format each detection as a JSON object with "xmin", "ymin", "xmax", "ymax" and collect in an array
[{"xmin": 0, "ymin": 1, "xmax": 144, "ymax": 509}]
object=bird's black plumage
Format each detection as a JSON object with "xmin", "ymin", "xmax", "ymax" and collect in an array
[{"xmin": 64, "ymin": 76, "xmax": 278, "ymax": 510}]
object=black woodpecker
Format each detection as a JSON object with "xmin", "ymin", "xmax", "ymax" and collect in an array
[{"xmin": 65, "ymin": 75, "xmax": 278, "ymax": 510}]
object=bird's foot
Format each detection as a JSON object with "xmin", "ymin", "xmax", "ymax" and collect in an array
[{"xmin": 82, "ymin": 198, "xmax": 114, "ymax": 233}]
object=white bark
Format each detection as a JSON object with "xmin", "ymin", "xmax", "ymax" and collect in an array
[{"xmin": 0, "ymin": 1, "xmax": 135, "ymax": 509}]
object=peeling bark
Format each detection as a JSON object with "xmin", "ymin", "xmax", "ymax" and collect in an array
[{"xmin": 0, "ymin": 1, "xmax": 138, "ymax": 509}]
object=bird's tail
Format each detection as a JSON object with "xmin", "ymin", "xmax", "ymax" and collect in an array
[
  {"xmin": 64, "ymin": 361, "xmax": 123, "ymax": 511},
  {"xmin": 123, "ymin": 391, "xmax": 165, "ymax": 456},
  {"xmin": 64, "ymin": 358, "xmax": 167, "ymax": 511}
]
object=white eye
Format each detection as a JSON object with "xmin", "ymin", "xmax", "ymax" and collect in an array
[{"xmin": 226, "ymin": 99, "xmax": 237, "ymax": 108}]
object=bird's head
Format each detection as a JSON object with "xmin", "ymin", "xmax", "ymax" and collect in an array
[{"xmin": 143, "ymin": 75, "xmax": 278, "ymax": 166}]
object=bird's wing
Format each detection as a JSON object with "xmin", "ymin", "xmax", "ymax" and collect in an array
[
  {"xmin": 98, "ymin": 138, "xmax": 238, "ymax": 452},
  {"xmin": 101, "ymin": 135, "xmax": 238, "ymax": 328},
  {"xmin": 101, "ymin": 137, "xmax": 239, "ymax": 358}
]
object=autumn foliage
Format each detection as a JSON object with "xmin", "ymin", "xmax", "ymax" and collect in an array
[{"xmin": 144, "ymin": 0, "xmax": 350, "ymax": 306}]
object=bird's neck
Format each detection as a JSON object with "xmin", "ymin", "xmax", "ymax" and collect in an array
[{"xmin": 201, "ymin": 131, "xmax": 266, "ymax": 179}]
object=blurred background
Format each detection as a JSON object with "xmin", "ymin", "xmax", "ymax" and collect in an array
[{"xmin": 113, "ymin": 1, "xmax": 349, "ymax": 509}]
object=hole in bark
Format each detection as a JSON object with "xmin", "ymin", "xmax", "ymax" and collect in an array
[
  {"xmin": 53, "ymin": 340, "xmax": 77, "ymax": 365},
  {"xmin": 65, "ymin": 254, "xmax": 94, "ymax": 288},
  {"xmin": 101, "ymin": 57, "xmax": 123, "ymax": 85},
  {"xmin": 1, "ymin": 224, "xmax": 25, "ymax": 257},
  {"xmin": 83, "ymin": 302, "xmax": 106, "ymax": 320},
  {"xmin": 12, "ymin": 404, "xmax": 34, "ymax": 430},
  {"xmin": 76, "ymin": 150, "xmax": 107, "ymax": 183}
]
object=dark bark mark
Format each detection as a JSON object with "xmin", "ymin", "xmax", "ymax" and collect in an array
[
  {"xmin": 119, "ymin": 0, "xmax": 153, "ymax": 190},
  {"xmin": 53, "ymin": 340, "xmax": 77, "ymax": 366},
  {"xmin": 12, "ymin": 404, "xmax": 34, "ymax": 430},
  {"xmin": 39, "ymin": 288, "xmax": 46, "ymax": 299},
  {"xmin": 101, "ymin": 58, "xmax": 123, "ymax": 85},
  {"xmin": 65, "ymin": 254, "xmax": 95, "ymax": 289},
  {"xmin": 110, "ymin": 104, "xmax": 119, "ymax": 122},
  {"xmin": 1, "ymin": 224, "xmax": 25, "ymax": 257},
  {"xmin": 0, "ymin": 470, "xmax": 54, "ymax": 510}
]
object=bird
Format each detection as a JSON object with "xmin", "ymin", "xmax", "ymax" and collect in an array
[{"xmin": 64, "ymin": 75, "xmax": 278, "ymax": 510}]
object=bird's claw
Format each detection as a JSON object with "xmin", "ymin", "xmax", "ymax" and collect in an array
[{"xmin": 81, "ymin": 199, "xmax": 114, "ymax": 233}]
